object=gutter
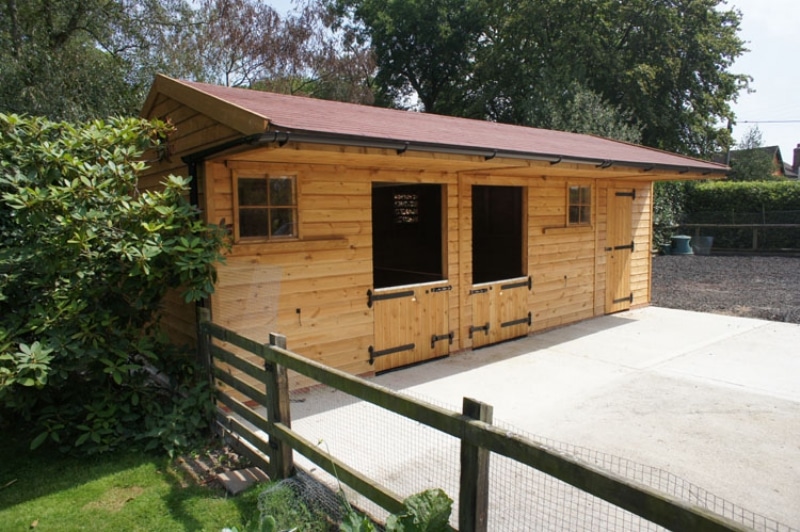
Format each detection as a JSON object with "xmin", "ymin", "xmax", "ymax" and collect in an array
[
  {"xmin": 249, "ymin": 129, "xmax": 727, "ymax": 177},
  {"xmin": 180, "ymin": 128, "xmax": 727, "ymax": 192},
  {"xmin": 181, "ymin": 132, "xmax": 287, "ymax": 207}
]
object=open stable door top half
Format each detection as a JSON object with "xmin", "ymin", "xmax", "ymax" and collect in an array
[{"xmin": 139, "ymin": 75, "xmax": 726, "ymax": 387}]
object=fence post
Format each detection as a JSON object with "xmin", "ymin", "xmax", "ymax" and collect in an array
[
  {"xmin": 459, "ymin": 397, "xmax": 493, "ymax": 532},
  {"xmin": 266, "ymin": 332, "xmax": 294, "ymax": 480}
]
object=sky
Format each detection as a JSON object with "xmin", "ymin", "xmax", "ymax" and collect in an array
[
  {"xmin": 273, "ymin": 0, "xmax": 799, "ymax": 160},
  {"xmin": 727, "ymin": 0, "xmax": 800, "ymax": 162}
]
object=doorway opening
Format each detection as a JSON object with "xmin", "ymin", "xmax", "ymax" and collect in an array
[
  {"xmin": 372, "ymin": 183, "xmax": 444, "ymax": 289},
  {"xmin": 472, "ymin": 185, "xmax": 524, "ymax": 284}
]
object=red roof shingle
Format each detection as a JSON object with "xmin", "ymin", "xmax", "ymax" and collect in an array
[{"xmin": 159, "ymin": 76, "xmax": 728, "ymax": 173}]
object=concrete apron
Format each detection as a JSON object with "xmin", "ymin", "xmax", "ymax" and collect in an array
[{"xmin": 290, "ymin": 307, "xmax": 800, "ymax": 527}]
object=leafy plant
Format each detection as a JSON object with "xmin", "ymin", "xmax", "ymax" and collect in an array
[
  {"xmin": 653, "ymin": 181, "xmax": 695, "ymax": 247},
  {"xmin": 385, "ymin": 489, "xmax": 452, "ymax": 532},
  {"xmin": 341, "ymin": 489, "xmax": 453, "ymax": 532},
  {"xmin": 0, "ymin": 113, "xmax": 227, "ymax": 455}
]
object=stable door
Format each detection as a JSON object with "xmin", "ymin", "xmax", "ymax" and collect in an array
[
  {"xmin": 605, "ymin": 186, "xmax": 635, "ymax": 313},
  {"xmin": 469, "ymin": 186, "xmax": 530, "ymax": 348},
  {"xmin": 369, "ymin": 183, "xmax": 452, "ymax": 372},
  {"xmin": 369, "ymin": 282, "xmax": 451, "ymax": 372}
]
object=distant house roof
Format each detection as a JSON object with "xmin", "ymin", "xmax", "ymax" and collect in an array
[
  {"xmin": 142, "ymin": 75, "xmax": 728, "ymax": 175},
  {"xmin": 783, "ymin": 161, "xmax": 798, "ymax": 179},
  {"xmin": 717, "ymin": 145, "xmax": 787, "ymax": 177}
]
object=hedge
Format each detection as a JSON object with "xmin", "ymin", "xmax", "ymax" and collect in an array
[{"xmin": 682, "ymin": 181, "xmax": 800, "ymax": 250}]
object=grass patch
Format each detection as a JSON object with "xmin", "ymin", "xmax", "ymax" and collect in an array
[{"xmin": 0, "ymin": 430, "xmax": 263, "ymax": 531}]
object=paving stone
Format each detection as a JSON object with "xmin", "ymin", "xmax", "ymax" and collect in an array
[{"xmin": 217, "ymin": 467, "xmax": 270, "ymax": 495}]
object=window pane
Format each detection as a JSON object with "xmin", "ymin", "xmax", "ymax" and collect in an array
[
  {"xmin": 270, "ymin": 208, "xmax": 296, "ymax": 237},
  {"xmin": 579, "ymin": 186, "xmax": 591, "ymax": 204},
  {"xmin": 240, "ymin": 209, "xmax": 269, "ymax": 237},
  {"xmin": 269, "ymin": 176, "xmax": 295, "ymax": 206},
  {"xmin": 568, "ymin": 186, "xmax": 580, "ymax": 203},
  {"xmin": 580, "ymin": 206, "xmax": 591, "ymax": 224},
  {"xmin": 568, "ymin": 206, "xmax": 580, "ymax": 225},
  {"xmin": 239, "ymin": 178, "xmax": 267, "ymax": 206}
]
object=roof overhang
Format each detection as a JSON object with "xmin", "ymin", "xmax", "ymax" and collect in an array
[{"xmin": 143, "ymin": 74, "xmax": 729, "ymax": 181}]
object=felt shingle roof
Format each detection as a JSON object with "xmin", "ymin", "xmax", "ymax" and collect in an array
[{"xmin": 144, "ymin": 75, "xmax": 728, "ymax": 175}]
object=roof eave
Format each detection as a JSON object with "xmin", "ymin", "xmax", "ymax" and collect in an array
[
  {"xmin": 141, "ymin": 75, "xmax": 269, "ymax": 136},
  {"xmin": 260, "ymin": 128, "xmax": 730, "ymax": 177}
]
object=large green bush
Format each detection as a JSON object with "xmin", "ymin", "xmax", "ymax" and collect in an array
[{"xmin": 0, "ymin": 114, "xmax": 226, "ymax": 455}]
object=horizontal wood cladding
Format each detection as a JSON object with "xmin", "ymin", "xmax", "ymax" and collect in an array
[
  {"xmin": 209, "ymin": 163, "xmax": 454, "ymax": 379},
  {"xmin": 527, "ymin": 176, "xmax": 597, "ymax": 328},
  {"xmin": 140, "ymin": 97, "xmax": 241, "ymax": 183},
  {"xmin": 159, "ymin": 289, "xmax": 198, "ymax": 347},
  {"xmin": 195, "ymin": 156, "xmax": 660, "ymax": 386}
]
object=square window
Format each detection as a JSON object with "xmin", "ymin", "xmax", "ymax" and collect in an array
[
  {"xmin": 568, "ymin": 185, "xmax": 591, "ymax": 226},
  {"xmin": 235, "ymin": 173, "xmax": 297, "ymax": 241}
]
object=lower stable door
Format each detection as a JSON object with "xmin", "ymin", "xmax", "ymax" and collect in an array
[
  {"xmin": 469, "ymin": 277, "xmax": 531, "ymax": 348},
  {"xmin": 368, "ymin": 282, "xmax": 452, "ymax": 372},
  {"xmin": 469, "ymin": 185, "xmax": 531, "ymax": 348}
]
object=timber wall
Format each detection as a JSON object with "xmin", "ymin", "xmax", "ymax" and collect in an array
[
  {"xmin": 203, "ymin": 153, "xmax": 654, "ymax": 386},
  {"xmin": 138, "ymin": 93, "xmax": 655, "ymax": 384}
]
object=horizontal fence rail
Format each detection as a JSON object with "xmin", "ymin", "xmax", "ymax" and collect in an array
[{"xmin": 200, "ymin": 317, "xmax": 751, "ymax": 531}]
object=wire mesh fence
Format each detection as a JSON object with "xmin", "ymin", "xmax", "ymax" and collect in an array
[
  {"xmin": 685, "ymin": 209, "xmax": 800, "ymax": 225},
  {"xmin": 287, "ymin": 381, "xmax": 797, "ymax": 532},
  {"xmin": 670, "ymin": 209, "xmax": 800, "ymax": 250}
]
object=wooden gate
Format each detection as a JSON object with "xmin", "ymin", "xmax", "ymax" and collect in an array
[
  {"xmin": 606, "ymin": 187, "xmax": 634, "ymax": 313},
  {"xmin": 369, "ymin": 281, "xmax": 452, "ymax": 372},
  {"xmin": 469, "ymin": 276, "xmax": 531, "ymax": 348}
]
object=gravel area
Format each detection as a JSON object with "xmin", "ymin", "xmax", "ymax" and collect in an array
[{"xmin": 652, "ymin": 254, "xmax": 800, "ymax": 324}]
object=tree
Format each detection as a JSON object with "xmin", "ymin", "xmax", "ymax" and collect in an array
[
  {"xmin": 330, "ymin": 0, "xmax": 486, "ymax": 113},
  {"xmin": 0, "ymin": 114, "xmax": 226, "ymax": 454},
  {"xmin": 543, "ymin": 83, "xmax": 642, "ymax": 144},
  {"xmin": 0, "ymin": 0, "xmax": 373, "ymax": 121},
  {"xmin": 584, "ymin": 0, "xmax": 748, "ymax": 156},
  {"xmin": 0, "ymin": 0, "xmax": 196, "ymax": 120},
  {"xmin": 331, "ymin": 0, "xmax": 749, "ymax": 155},
  {"xmin": 196, "ymin": 0, "xmax": 376, "ymax": 104},
  {"xmin": 727, "ymin": 126, "xmax": 781, "ymax": 181}
]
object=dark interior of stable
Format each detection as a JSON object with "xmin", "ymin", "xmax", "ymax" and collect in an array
[
  {"xmin": 472, "ymin": 185, "xmax": 524, "ymax": 284},
  {"xmin": 372, "ymin": 183, "xmax": 444, "ymax": 288}
]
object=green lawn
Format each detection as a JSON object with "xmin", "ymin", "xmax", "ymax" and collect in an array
[{"xmin": 0, "ymin": 431, "xmax": 263, "ymax": 531}]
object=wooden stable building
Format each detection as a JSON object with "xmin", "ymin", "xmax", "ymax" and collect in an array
[{"xmin": 141, "ymin": 75, "xmax": 727, "ymax": 385}]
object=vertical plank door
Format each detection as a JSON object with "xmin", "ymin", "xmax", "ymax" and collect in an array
[
  {"xmin": 371, "ymin": 282, "xmax": 451, "ymax": 372},
  {"xmin": 605, "ymin": 187, "xmax": 635, "ymax": 313},
  {"xmin": 469, "ymin": 277, "xmax": 531, "ymax": 348}
]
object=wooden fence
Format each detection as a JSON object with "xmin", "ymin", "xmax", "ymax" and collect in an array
[
  {"xmin": 682, "ymin": 223, "xmax": 800, "ymax": 250},
  {"xmin": 197, "ymin": 309, "xmax": 748, "ymax": 532}
]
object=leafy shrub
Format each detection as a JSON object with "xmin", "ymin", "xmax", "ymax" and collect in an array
[
  {"xmin": 653, "ymin": 181, "xmax": 695, "ymax": 247},
  {"xmin": 686, "ymin": 180, "xmax": 800, "ymax": 215},
  {"xmin": 0, "ymin": 113, "xmax": 227, "ymax": 455}
]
